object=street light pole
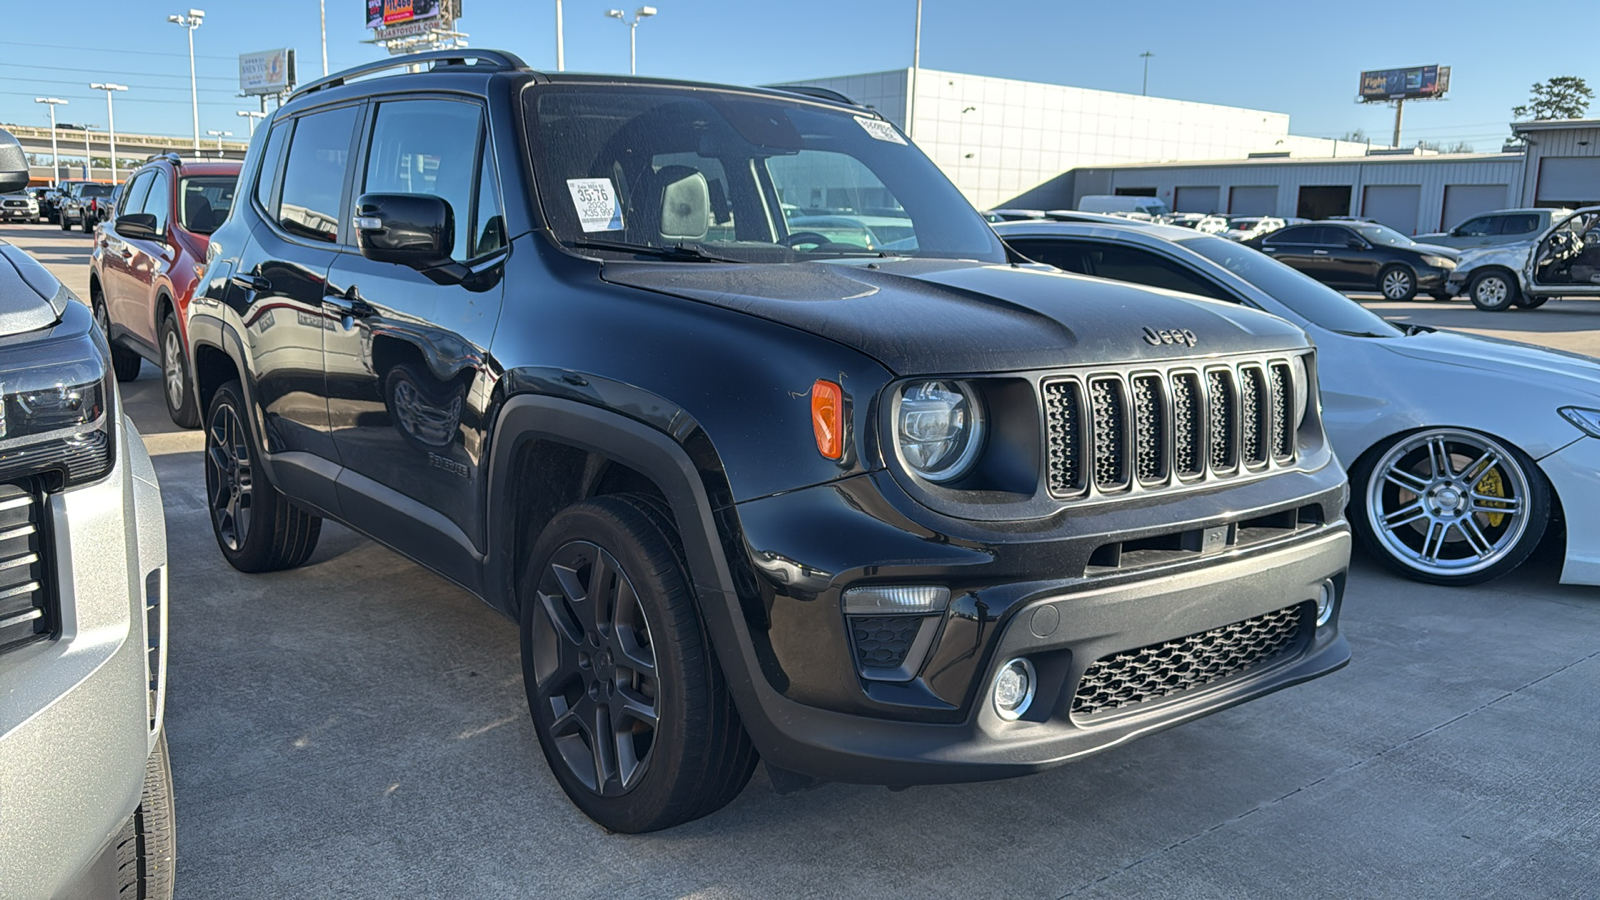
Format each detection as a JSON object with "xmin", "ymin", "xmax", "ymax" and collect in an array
[
  {"xmin": 81, "ymin": 125, "xmax": 96, "ymax": 180},
  {"xmin": 34, "ymin": 98, "xmax": 66, "ymax": 186},
  {"xmin": 605, "ymin": 6, "xmax": 656, "ymax": 75},
  {"xmin": 909, "ymin": 0, "xmax": 922, "ymax": 139},
  {"xmin": 237, "ymin": 109, "xmax": 267, "ymax": 136},
  {"xmin": 90, "ymin": 83, "xmax": 128, "ymax": 183},
  {"xmin": 555, "ymin": 0, "xmax": 565, "ymax": 71},
  {"xmin": 168, "ymin": 9, "xmax": 206, "ymax": 152},
  {"xmin": 1140, "ymin": 50, "xmax": 1154, "ymax": 96},
  {"xmin": 207, "ymin": 130, "xmax": 233, "ymax": 151},
  {"xmin": 320, "ymin": 0, "xmax": 329, "ymax": 76}
]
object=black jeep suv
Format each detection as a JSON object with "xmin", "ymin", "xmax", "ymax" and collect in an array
[{"xmin": 188, "ymin": 51, "xmax": 1352, "ymax": 833}]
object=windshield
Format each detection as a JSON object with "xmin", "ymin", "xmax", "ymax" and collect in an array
[
  {"xmin": 1353, "ymin": 222, "xmax": 1414, "ymax": 247},
  {"xmin": 523, "ymin": 85, "xmax": 1006, "ymax": 263},
  {"xmin": 178, "ymin": 175, "xmax": 237, "ymax": 235},
  {"xmin": 1178, "ymin": 235, "xmax": 1402, "ymax": 336}
]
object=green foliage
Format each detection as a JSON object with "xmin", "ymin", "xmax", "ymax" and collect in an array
[{"xmin": 1512, "ymin": 76, "xmax": 1593, "ymax": 121}]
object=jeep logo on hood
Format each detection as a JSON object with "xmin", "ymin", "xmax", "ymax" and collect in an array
[{"xmin": 1143, "ymin": 326, "xmax": 1198, "ymax": 348}]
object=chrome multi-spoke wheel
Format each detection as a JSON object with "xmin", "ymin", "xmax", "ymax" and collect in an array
[
  {"xmin": 204, "ymin": 402, "xmax": 254, "ymax": 552},
  {"xmin": 1359, "ymin": 428, "xmax": 1549, "ymax": 584},
  {"xmin": 163, "ymin": 329, "xmax": 186, "ymax": 410},
  {"xmin": 1380, "ymin": 265, "xmax": 1416, "ymax": 301},
  {"xmin": 531, "ymin": 539, "xmax": 660, "ymax": 797}
]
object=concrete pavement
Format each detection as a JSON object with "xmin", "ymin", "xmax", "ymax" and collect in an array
[{"xmin": 6, "ymin": 221, "xmax": 1599, "ymax": 899}]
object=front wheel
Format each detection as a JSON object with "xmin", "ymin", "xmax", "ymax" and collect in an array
[
  {"xmin": 1379, "ymin": 264, "xmax": 1418, "ymax": 301},
  {"xmin": 114, "ymin": 730, "xmax": 176, "ymax": 900},
  {"xmin": 159, "ymin": 313, "xmax": 200, "ymax": 428},
  {"xmin": 1351, "ymin": 428, "xmax": 1550, "ymax": 585},
  {"xmin": 204, "ymin": 380, "xmax": 322, "ymax": 572},
  {"xmin": 520, "ymin": 494, "xmax": 757, "ymax": 833},
  {"xmin": 1468, "ymin": 270, "xmax": 1519, "ymax": 311}
]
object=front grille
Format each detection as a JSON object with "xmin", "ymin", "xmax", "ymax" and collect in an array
[
  {"xmin": 0, "ymin": 483, "xmax": 52, "ymax": 653},
  {"xmin": 850, "ymin": 616, "xmax": 922, "ymax": 669},
  {"xmin": 1043, "ymin": 356, "xmax": 1299, "ymax": 500},
  {"xmin": 1071, "ymin": 604, "xmax": 1306, "ymax": 718}
]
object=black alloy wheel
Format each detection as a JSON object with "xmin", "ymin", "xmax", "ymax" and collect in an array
[
  {"xmin": 205, "ymin": 397, "xmax": 254, "ymax": 553},
  {"xmin": 203, "ymin": 381, "xmax": 321, "ymax": 572}
]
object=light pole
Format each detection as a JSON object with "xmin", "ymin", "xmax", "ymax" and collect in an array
[
  {"xmin": 555, "ymin": 0, "xmax": 565, "ymax": 71},
  {"xmin": 237, "ymin": 109, "xmax": 267, "ymax": 136},
  {"xmin": 1140, "ymin": 50, "xmax": 1154, "ymax": 96},
  {"xmin": 319, "ymin": 0, "xmax": 329, "ymax": 76},
  {"xmin": 167, "ymin": 9, "xmax": 206, "ymax": 152},
  {"xmin": 604, "ymin": 6, "xmax": 656, "ymax": 75},
  {"xmin": 34, "ymin": 98, "xmax": 66, "ymax": 186},
  {"xmin": 909, "ymin": 0, "xmax": 922, "ymax": 139},
  {"xmin": 206, "ymin": 129, "xmax": 233, "ymax": 151},
  {"xmin": 90, "ymin": 82, "xmax": 128, "ymax": 183},
  {"xmin": 80, "ymin": 125, "xmax": 97, "ymax": 180}
]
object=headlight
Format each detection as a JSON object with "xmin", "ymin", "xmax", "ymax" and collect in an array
[
  {"xmin": 896, "ymin": 380, "xmax": 984, "ymax": 482},
  {"xmin": 0, "ymin": 328, "xmax": 115, "ymax": 489},
  {"xmin": 1560, "ymin": 407, "xmax": 1600, "ymax": 438},
  {"xmin": 1421, "ymin": 255, "xmax": 1455, "ymax": 269},
  {"xmin": 1290, "ymin": 355, "xmax": 1310, "ymax": 426}
]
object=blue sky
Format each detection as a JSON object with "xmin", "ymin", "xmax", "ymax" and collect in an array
[{"xmin": 1, "ymin": 0, "xmax": 1590, "ymax": 151}]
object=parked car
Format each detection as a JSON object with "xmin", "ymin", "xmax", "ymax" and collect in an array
[
  {"xmin": 1000, "ymin": 217, "xmax": 1600, "ymax": 586},
  {"xmin": 0, "ymin": 127, "xmax": 175, "ymax": 899},
  {"xmin": 1416, "ymin": 208, "xmax": 1570, "ymax": 251},
  {"xmin": 60, "ymin": 182, "xmax": 113, "ymax": 232},
  {"xmin": 1223, "ymin": 216, "xmax": 1287, "ymax": 242},
  {"xmin": 1164, "ymin": 212, "xmax": 1210, "ymax": 228},
  {"xmin": 1245, "ymin": 220, "xmax": 1458, "ymax": 301},
  {"xmin": 1445, "ymin": 207, "xmax": 1600, "ymax": 311},
  {"xmin": 981, "ymin": 207, "xmax": 1050, "ymax": 221},
  {"xmin": 1077, "ymin": 194, "xmax": 1171, "ymax": 217},
  {"xmin": 190, "ymin": 50, "xmax": 1351, "ymax": 833},
  {"xmin": 1, "ymin": 190, "xmax": 40, "ymax": 222},
  {"xmin": 90, "ymin": 154, "xmax": 239, "ymax": 426},
  {"xmin": 39, "ymin": 180, "xmax": 83, "ymax": 223},
  {"xmin": 91, "ymin": 182, "xmax": 124, "ymax": 226}
]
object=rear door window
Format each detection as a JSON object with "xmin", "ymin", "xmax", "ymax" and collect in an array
[
  {"xmin": 276, "ymin": 105, "xmax": 359, "ymax": 243},
  {"xmin": 1266, "ymin": 225, "xmax": 1316, "ymax": 244}
]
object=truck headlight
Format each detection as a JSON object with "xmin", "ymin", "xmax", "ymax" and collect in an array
[
  {"xmin": 896, "ymin": 380, "xmax": 984, "ymax": 482},
  {"xmin": 0, "ymin": 344, "xmax": 115, "ymax": 488}
]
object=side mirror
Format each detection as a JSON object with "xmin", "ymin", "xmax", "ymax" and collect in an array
[
  {"xmin": 1346, "ymin": 237, "xmax": 1366, "ymax": 250},
  {"xmin": 115, "ymin": 212, "xmax": 163, "ymax": 242},
  {"xmin": 0, "ymin": 128, "xmax": 28, "ymax": 194},
  {"xmin": 353, "ymin": 193, "xmax": 454, "ymax": 268}
]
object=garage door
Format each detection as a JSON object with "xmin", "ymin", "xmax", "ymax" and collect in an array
[
  {"xmin": 1536, "ymin": 158, "xmax": 1600, "ymax": 206},
  {"xmin": 1441, "ymin": 184, "xmax": 1509, "ymax": 232},
  {"xmin": 1229, "ymin": 186, "xmax": 1276, "ymax": 215},
  {"xmin": 1173, "ymin": 186, "xmax": 1220, "ymax": 214},
  {"xmin": 1362, "ymin": 184, "xmax": 1421, "ymax": 235}
]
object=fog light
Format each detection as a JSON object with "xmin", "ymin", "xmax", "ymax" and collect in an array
[
  {"xmin": 992, "ymin": 657, "xmax": 1036, "ymax": 721},
  {"xmin": 1315, "ymin": 579, "xmax": 1336, "ymax": 627}
]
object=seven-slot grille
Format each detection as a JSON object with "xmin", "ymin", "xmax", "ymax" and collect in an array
[
  {"xmin": 1044, "ymin": 358, "xmax": 1298, "ymax": 499},
  {"xmin": 0, "ymin": 483, "xmax": 52, "ymax": 653}
]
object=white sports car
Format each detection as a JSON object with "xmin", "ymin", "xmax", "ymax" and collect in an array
[{"xmin": 998, "ymin": 219, "xmax": 1600, "ymax": 586}]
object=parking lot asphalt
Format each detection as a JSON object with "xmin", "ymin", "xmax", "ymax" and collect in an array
[{"xmin": 7, "ymin": 221, "xmax": 1600, "ymax": 898}]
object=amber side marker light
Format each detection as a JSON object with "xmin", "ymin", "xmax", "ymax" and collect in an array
[{"xmin": 812, "ymin": 379, "xmax": 844, "ymax": 460}]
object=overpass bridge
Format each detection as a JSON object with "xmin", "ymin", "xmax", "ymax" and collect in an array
[{"xmin": 4, "ymin": 124, "xmax": 251, "ymax": 185}]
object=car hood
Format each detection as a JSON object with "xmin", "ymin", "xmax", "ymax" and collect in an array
[
  {"xmin": 0, "ymin": 242, "xmax": 67, "ymax": 337},
  {"xmin": 601, "ymin": 257, "xmax": 1309, "ymax": 375},
  {"xmin": 1382, "ymin": 327, "xmax": 1600, "ymax": 395},
  {"xmin": 1408, "ymin": 242, "xmax": 1461, "ymax": 259}
]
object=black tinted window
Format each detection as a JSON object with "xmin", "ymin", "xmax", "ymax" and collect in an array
[
  {"xmin": 277, "ymin": 106, "xmax": 357, "ymax": 243},
  {"xmin": 1455, "ymin": 216, "xmax": 1495, "ymax": 236},
  {"xmin": 1499, "ymin": 214, "xmax": 1539, "ymax": 235},
  {"xmin": 180, "ymin": 175, "xmax": 236, "ymax": 235},
  {"xmin": 1179, "ymin": 234, "xmax": 1401, "ymax": 336},
  {"xmin": 140, "ymin": 169, "xmax": 171, "ymax": 233},
  {"xmin": 80, "ymin": 184, "xmax": 112, "ymax": 198},
  {"xmin": 119, "ymin": 171, "xmax": 153, "ymax": 217},
  {"xmin": 1084, "ymin": 244, "xmax": 1233, "ymax": 301},
  {"xmin": 363, "ymin": 98, "xmax": 482, "ymax": 260},
  {"xmin": 1269, "ymin": 226, "xmax": 1316, "ymax": 243},
  {"xmin": 1007, "ymin": 239, "xmax": 1090, "ymax": 273},
  {"xmin": 255, "ymin": 122, "xmax": 290, "ymax": 210},
  {"xmin": 471, "ymin": 146, "xmax": 505, "ymax": 258}
]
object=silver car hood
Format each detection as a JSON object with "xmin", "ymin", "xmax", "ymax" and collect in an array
[
  {"xmin": 0, "ymin": 243, "xmax": 67, "ymax": 337},
  {"xmin": 1381, "ymin": 329, "xmax": 1600, "ymax": 394}
]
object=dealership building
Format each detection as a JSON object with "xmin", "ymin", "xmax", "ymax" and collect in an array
[{"xmin": 781, "ymin": 68, "xmax": 1377, "ymax": 210}]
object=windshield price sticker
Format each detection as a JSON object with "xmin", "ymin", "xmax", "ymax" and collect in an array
[
  {"xmin": 855, "ymin": 116, "xmax": 907, "ymax": 145},
  {"xmin": 566, "ymin": 178, "xmax": 625, "ymax": 232}
]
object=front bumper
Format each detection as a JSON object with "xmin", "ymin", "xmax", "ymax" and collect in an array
[
  {"xmin": 1416, "ymin": 264, "xmax": 1455, "ymax": 292},
  {"xmin": 1538, "ymin": 436, "xmax": 1600, "ymax": 585},
  {"xmin": 721, "ymin": 466, "xmax": 1351, "ymax": 785},
  {"xmin": 0, "ymin": 414, "xmax": 168, "ymax": 897}
]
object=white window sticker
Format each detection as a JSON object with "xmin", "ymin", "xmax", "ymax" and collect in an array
[
  {"xmin": 855, "ymin": 116, "xmax": 907, "ymax": 145},
  {"xmin": 566, "ymin": 177, "xmax": 625, "ymax": 232}
]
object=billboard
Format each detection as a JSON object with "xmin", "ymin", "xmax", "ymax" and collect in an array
[
  {"xmin": 1360, "ymin": 65, "xmax": 1451, "ymax": 102},
  {"xmin": 239, "ymin": 48, "xmax": 295, "ymax": 96},
  {"xmin": 367, "ymin": 0, "xmax": 443, "ymax": 28}
]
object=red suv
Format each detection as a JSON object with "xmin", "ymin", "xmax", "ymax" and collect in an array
[{"xmin": 90, "ymin": 155, "xmax": 239, "ymax": 426}]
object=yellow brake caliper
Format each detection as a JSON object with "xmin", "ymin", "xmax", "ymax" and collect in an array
[{"xmin": 1475, "ymin": 467, "xmax": 1508, "ymax": 527}]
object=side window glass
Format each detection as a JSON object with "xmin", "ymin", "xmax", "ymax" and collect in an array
[
  {"xmin": 1270, "ymin": 226, "xmax": 1311, "ymax": 243},
  {"xmin": 470, "ymin": 147, "xmax": 505, "ymax": 258},
  {"xmin": 1499, "ymin": 214, "xmax": 1538, "ymax": 235},
  {"xmin": 1007, "ymin": 240, "xmax": 1090, "ymax": 274},
  {"xmin": 1088, "ymin": 246, "xmax": 1235, "ymax": 302},
  {"xmin": 362, "ymin": 99, "xmax": 483, "ymax": 261},
  {"xmin": 140, "ymin": 170, "xmax": 171, "ymax": 233},
  {"xmin": 278, "ymin": 106, "xmax": 358, "ymax": 243},
  {"xmin": 255, "ymin": 122, "xmax": 291, "ymax": 211},
  {"xmin": 1456, "ymin": 216, "xmax": 1495, "ymax": 236},
  {"xmin": 119, "ymin": 172, "xmax": 153, "ymax": 218}
]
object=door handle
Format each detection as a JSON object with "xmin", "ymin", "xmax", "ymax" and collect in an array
[
  {"xmin": 231, "ymin": 273, "xmax": 271, "ymax": 292},
  {"xmin": 323, "ymin": 285, "xmax": 375, "ymax": 318}
]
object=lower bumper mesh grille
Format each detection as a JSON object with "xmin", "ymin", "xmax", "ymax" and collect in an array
[
  {"xmin": 1071, "ymin": 604, "xmax": 1307, "ymax": 718},
  {"xmin": 850, "ymin": 616, "xmax": 922, "ymax": 669}
]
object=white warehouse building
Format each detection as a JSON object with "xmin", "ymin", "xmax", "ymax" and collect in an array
[{"xmin": 780, "ymin": 67, "xmax": 1377, "ymax": 210}]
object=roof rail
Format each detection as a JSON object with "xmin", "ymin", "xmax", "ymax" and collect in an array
[
  {"xmin": 290, "ymin": 49, "xmax": 529, "ymax": 101},
  {"xmin": 770, "ymin": 85, "xmax": 862, "ymax": 108}
]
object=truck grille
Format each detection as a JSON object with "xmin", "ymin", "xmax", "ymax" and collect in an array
[
  {"xmin": 0, "ymin": 483, "xmax": 53, "ymax": 653},
  {"xmin": 1071, "ymin": 604, "xmax": 1307, "ymax": 718},
  {"xmin": 1044, "ymin": 358, "xmax": 1298, "ymax": 499}
]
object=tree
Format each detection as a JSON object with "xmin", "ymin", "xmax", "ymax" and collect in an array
[
  {"xmin": 1339, "ymin": 128, "xmax": 1370, "ymax": 143},
  {"xmin": 1417, "ymin": 139, "xmax": 1477, "ymax": 153},
  {"xmin": 1512, "ymin": 76, "xmax": 1593, "ymax": 121}
]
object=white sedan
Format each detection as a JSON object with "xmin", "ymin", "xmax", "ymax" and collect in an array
[{"xmin": 998, "ymin": 219, "xmax": 1600, "ymax": 587}]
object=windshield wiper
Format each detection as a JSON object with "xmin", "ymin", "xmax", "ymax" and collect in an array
[{"xmin": 567, "ymin": 239, "xmax": 744, "ymax": 263}]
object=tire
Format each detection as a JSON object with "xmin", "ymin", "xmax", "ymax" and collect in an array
[
  {"xmin": 92, "ymin": 286, "xmax": 144, "ymax": 382},
  {"xmin": 114, "ymin": 730, "xmax": 177, "ymax": 900},
  {"xmin": 1516, "ymin": 294, "xmax": 1548, "ymax": 309},
  {"xmin": 159, "ymin": 313, "xmax": 201, "ymax": 428},
  {"xmin": 1378, "ymin": 264, "xmax": 1418, "ymax": 301},
  {"xmin": 81, "ymin": 213, "xmax": 93, "ymax": 233},
  {"xmin": 520, "ymin": 493, "xmax": 757, "ymax": 833},
  {"xmin": 58, "ymin": 213, "xmax": 69, "ymax": 231},
  {"xmin": 1428, "ymin": 291, "xmax": 1452, "ymax": 302},
  {"xmin": 1351, "ymin": 428, "xmax": 1550, "ymax": 586},
  {"xmin": 203, "ymin": 380, "xmax": 322, "ymax": 572},
  {"xmin": 1468, "ymin": 270, "xmax": 1519, "ymax": 311},
  {"xmin": 383, "ymin": 362, "xmax": 465, "ymax": 453}
]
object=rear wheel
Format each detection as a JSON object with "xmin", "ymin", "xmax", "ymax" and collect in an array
[
  {"xmin": 1468, "ymin": 270, "xmax": 1518, "ymax": 311},
  {"xmin": 160, "ymin": 313, "xmax": 200, "ymax": 428},
  {"xmin": 204, "ymin": 380, "xmax": 322, "ymax": 572},
  {"xmin": 114, "ymin": 730, "xmax": 176, "ymax": 900},
  {"xmin": 58, "ymin": 212, "xmax": 69, "ymax": 231},
  {"xmin": 1351, "ymin": 428, "xmax": 1550, "ymax": 585},
  {"xmin": 1379, "ymin": 265, "xmax": 1418, "ymax": 301},
  {"xmin": 520, "ymin": 494, "xmax": 757, "ymax": 833}
]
